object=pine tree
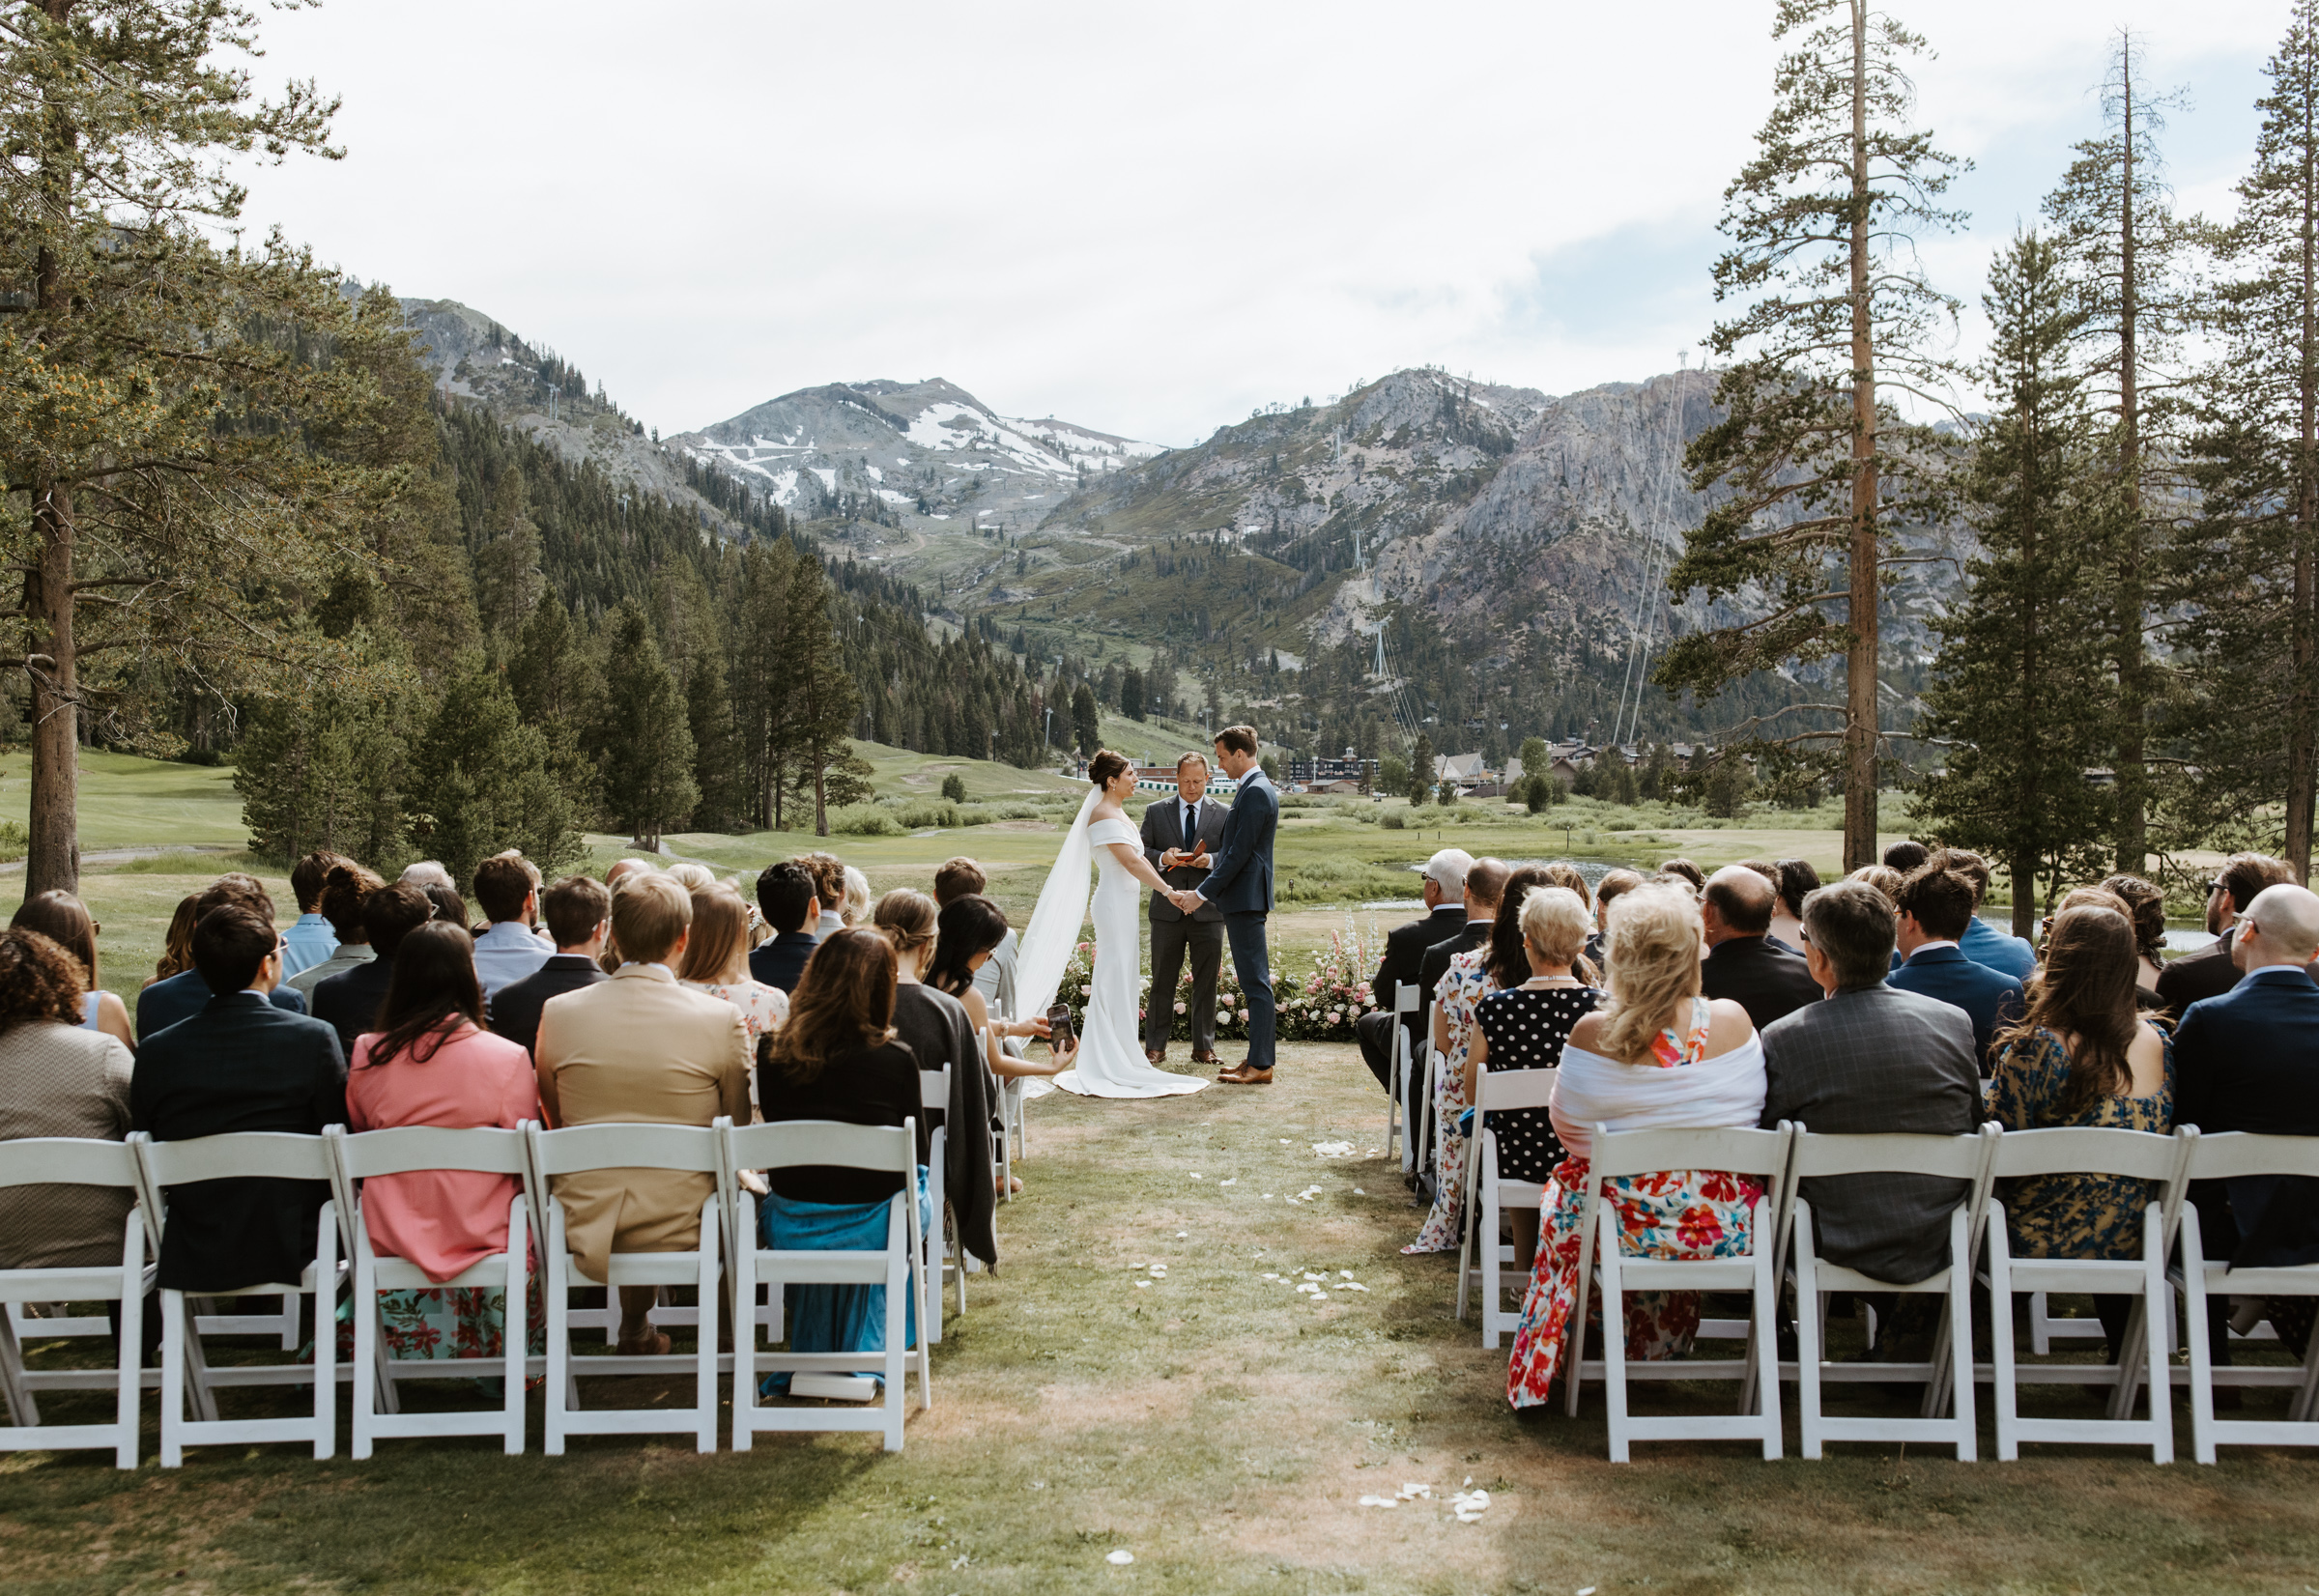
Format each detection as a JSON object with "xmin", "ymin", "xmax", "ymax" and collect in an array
[
  {"xmin": 2176, "ymin": 0, "xmax": 2319, "ymax": 876},
  {"xmin": 411, "ymin": 665, "xmax": 576, "ymax": 883},
  {"xmin": 1654, "ymin": 0, "xmax": 1966, "ymax": 872},
  {"xmin": 3, "ymin": 1, "xmax": 374, "ymax": 893},
  {"xmin": 782, "ymin": 555, "xmax": 861, "ymax": 838},
  {"xmin": 1408, "ymin": 732, "xmax": 1436, "ymax": 805},
  {"xmin": 506, "ymin": 590, "xmax": 603, "ymax": 815},
  {"xmin": 1072, "ymin": 682, "xmax": 1102, "ymax": 755},
  {"xmin": 235, "ymin": 658, "xmax": 417, "ymax": 869},
  {"xmin": 1121, "ymin": 664, "xmax": 1147, "ymax": 721},
  {"xmin": 729, "ymin": 538, "xmax": 802, "ymax": 829},
  {"xmin": 2042, "ymin": 29, "xmax": 2200, "ymax": 873},
  {"xmin": 1913, "ymin": 233, "xmax": 2115, "ymax": 933},
  {"xmin": 597, "ymin": 602, "xmax": 698, "ymax": 848}
]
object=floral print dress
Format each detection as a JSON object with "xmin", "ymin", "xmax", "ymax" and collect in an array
[
  {"xmin": 1405, "ymin": 950, "xmax": 1494, "ymax": 1254},
  {"xmin": 1989, "ymin": 1025, "xmax": 2174, "ymax": 1259},
  {"xmin": 1505, "ymin": 1000, "xmax": 1764, "ymax": 1409}
]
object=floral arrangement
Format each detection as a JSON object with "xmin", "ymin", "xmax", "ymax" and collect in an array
[{"xmin": 1051, "ymin": 914, "xmax": 1386, "ymax": 1043}]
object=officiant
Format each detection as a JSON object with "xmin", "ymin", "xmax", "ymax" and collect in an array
[{"xmin": 1141, "ymin": 751, "xmax": 1231, "ymax": 1067}]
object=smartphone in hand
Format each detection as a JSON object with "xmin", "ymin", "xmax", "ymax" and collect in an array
[{"xmin": 1045, "ymin": 1002, "xmax": 1075, "ymax": 1051}]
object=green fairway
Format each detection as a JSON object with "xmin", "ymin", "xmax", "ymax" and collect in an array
[{"xmin": 0, "ymin": 752, "xmax": 246, "ymax": 854}]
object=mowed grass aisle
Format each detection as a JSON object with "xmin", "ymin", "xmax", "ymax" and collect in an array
[{"xmin": 8, "ymin": 1043, "xmax": 2319, "ymax": 1593}]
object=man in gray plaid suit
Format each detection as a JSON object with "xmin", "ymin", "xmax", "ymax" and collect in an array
[{"xmin": 1760, "ymin": 878, "xmax": 1982, "ymax": 1288}]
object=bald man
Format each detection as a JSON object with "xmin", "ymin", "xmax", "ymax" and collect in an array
[
  {"xmin": 2176, "ymin": 884, "xmax": 2319, "ymax": 1286},
  {"xmin": 1699, "ymin": 865, "xmax": 1823, "ymax": 1032}
]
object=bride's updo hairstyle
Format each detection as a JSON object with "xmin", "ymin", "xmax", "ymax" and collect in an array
[
  {"xmin": 1595, "ymin": 881, "xmax": 1703, "ymax": 1065},
  {"xmin": 1088, "ymin": 749, "xmax": 1131, "ymax": 787}
]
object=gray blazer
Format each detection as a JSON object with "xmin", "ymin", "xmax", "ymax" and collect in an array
[
  {"xmin": 1759, "ymin": 983, "xmax": 1984, "ymax": 1285},
  {"xmin": 1140, "ymin": 794, "xmax": 1228, "ymax": 924}
]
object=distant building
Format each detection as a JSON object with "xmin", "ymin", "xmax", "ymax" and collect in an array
[{"xmin": 1288, "ymin": 755, "xmax": 1378, "ymax": 787}]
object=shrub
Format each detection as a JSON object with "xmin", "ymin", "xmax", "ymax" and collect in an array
[
  {"xmin": 1379, "ymin": 810, "xmax": 1406, "ymax": 831},
  {"xmin": 828, "ymin": 805, "xmax": 907, "ymax": 837},
  {"xmin": 940, "ymin": 772, "xmax": 969, "ymax": 804}
]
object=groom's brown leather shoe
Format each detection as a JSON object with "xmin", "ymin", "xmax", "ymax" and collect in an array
[
  {"xmin": 1146, "ymin": 1049, "xmax": 1166, "ymax": 1065},
  {"xmin": 1191, "ymin": 1049, "xmax": 1220, "ymax": 1066},
  {"xmin": 1218, "ymin": 1066, "xmax": 1274, "ymax": 1085}
]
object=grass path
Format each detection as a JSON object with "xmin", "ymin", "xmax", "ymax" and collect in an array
[{"xmin": 7, "ymin": 1044, "xmax": 2319, "ymax": 1592}]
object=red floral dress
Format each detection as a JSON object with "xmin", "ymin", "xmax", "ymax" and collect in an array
[{"xmin": 1504, "ymin": 1000, "xmax": 1763, "ymax": 1409}]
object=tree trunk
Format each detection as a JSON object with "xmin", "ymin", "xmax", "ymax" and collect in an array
[
  {"xmin": 2009, "ymin": 850, "xmax": 2038, "ymax": 941},
  {"xmin": 1843, "ymin": 0, "xmax": 1881, "ymax": 874},
  {"xmin": 813, "ymin": 757, "xmax": 828, "ymax": 839},
  {"xmin": 25, "ymin": 472, "xmax": 79, "ymax": 898},
  {"xmin": 2289, "ymin": 84, "xmax": 2319, "ymax": 882},
  {"xmin": 2113, "ymin": 46, "xmax": 2149, "ymax": 874}
]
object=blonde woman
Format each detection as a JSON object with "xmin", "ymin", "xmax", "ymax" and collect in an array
[
  {"xmin": 1505, "ymin": 882, "xmax": 1767, "ymax": 1410},
  {"xmin": 676, "ymin": 888, "xmax": 789, "ymax": 1060},
  {"xmin": 1466, "ymin": 886, "xmax": 1599, "ymax": 1270},
  {"xmin": 841, "ymin": 866, "xmax": 873, "ymax": 929}
]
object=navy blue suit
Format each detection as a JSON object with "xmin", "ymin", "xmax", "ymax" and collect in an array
[
  {"xmin": 136, "ymin": 966, "xmax": 305, "ymax": 1042},
  {"xmin": 749, "ymin": 930, "xmax": 818, "ymax": 993},
  {"xmin": 1960, "ymin": 916, "xmax": 2038, "ymax": 982},
  {"xmin": 130, "ymin": 991, "xmax": 348, "ymax": 1293},
  {"xmin": 1195, "ymin": 770, "xmax": 1279, "ymax": 1070},
  {"xmin": 1889, "ymin": 944, "xmax": 2024, "ymax": 1070},
  {"xmin": 2175, "ymin": 966, "xmax": 2319, "ymax": 1269}
]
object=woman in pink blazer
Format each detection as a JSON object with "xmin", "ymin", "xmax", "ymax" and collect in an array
[{"xmin": 346, "ymin": 922, "xmax": 543, "ymax": 1361}]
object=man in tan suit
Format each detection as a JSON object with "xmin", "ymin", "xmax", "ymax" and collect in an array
[{"xmin": 536, "ymin": 873, "xmax": 750, "ymax": 1355}]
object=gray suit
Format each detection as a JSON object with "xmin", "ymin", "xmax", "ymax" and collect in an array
[
  {"xmin": 1759, "ymin": 983, "xmax": 1984, "ymax": 1284},
  {"xmin": 1141, "ymin": 794, "xmax": 1229, "ymax": 1055}
]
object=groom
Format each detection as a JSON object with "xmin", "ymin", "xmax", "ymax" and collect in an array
[{"xmin": 1169, "ymin": 726, "xmax": 1279, "ymax": 1085}]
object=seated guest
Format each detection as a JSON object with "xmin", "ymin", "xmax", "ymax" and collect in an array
[
  {"xmin": 1990, "ymin": 904, "xmax": 2174, "ymax": 1366},
  {"xmin": 1355, "ymin": 847, "xmax": 1473, "ymax": 1092},
  {"xmin": 0, "ymin": 927, "xmax": 137, "ymax": 1274},
  {"xmin": 798, "ymin": 852, "xmax": 847, "ymax": 940},
  {"xmin": 1924, "ymin": 847, "xmax": 2037, "ymax": 981},
  {"xmin": 1535, "ymin": 861, "xmax": 1600, "ymax": 981},
  {"xmin": 1762, "ymin": 880, "xmax": 1981, "ymax": 1295},
  {"xmin": 933, "ymin": 855, "xmax": 1026, "ymax": 1038},
  {"xmin": 1468, "ymin": 885, "xmax": 1599, "ymax": 1269},
  {"xmin": 2174, "ymin": 883, "xmax": 2319, "ymax": 1359},
  {"xmin": 312, "ymin": 882, "xmax": 434, "ymax": 1058},
  {"xmin": 2099, "ymin": 874, "xmax": 2170, "ymax": 995},
  {"xmin": 491, "ymin": 875, "xmax": 611, "ymax": 1058},
  {"xmin": 287, "ymin": 862, "xmax": 382, "ymax": 999},
  {"xmin": 1699, "ymin": 866, "xmax": 1822, "ymax": 1033},
  {"xmin": 471, "ymin": 853, "xmax": 553, "ymax": 1001},
  {"xmin": 148, "ymin": 895, "xmax": 198, "ymax": 987},
  {"xmin": 135, "ymin": 875, "xmax": 309, "ymax": 1040},
  {"xmin": 1657, "ymin": 857, "xmax": 1705, "ymax": 893},
  {"xmin": 756, "ymin": 927, "xmax": 929, "ymax": 1379},
  {"xmin": 749, "ymin": 862, "xmax": 820, "ymax": 993},
  {"xmin": 678, "ymin": 886, "xmax": 790, "ymax": 1057},
  {"xmin": 344, "ymin": 922, "xmax": 543, "ymax": 1362},
  {"xmin": 1409, "ymin": 864, "xmax": 1543, "ymax": 1254},
  {"xmin": 2159, "ymin": 852, "xmax": 2298, "ymax": 1014},
  {"xmin": 1771, "ymin": 858, "xmax": 1819, "ymax": 952},
  {"xmin": 1412, "ymin": 857, "xmax": 1507, "ymax": 1192},
  {"xmin": 1882, "ymin": 840, "xmax": 1930, "ymax": 873},
  {"xmin": 666, "ymin": 862, "xmax": 719, "ymax": 895},
  {"xmin": 418, "ymin": 880, "xmax": 468, "ymax": 930},
  {"xmin": 873, "ymin": 889, "xmax": 973, "ymax": 1097},
  {"xmin": 400, "ymin": 861, "xmax": 454, "ymax": 892},
  {"xmin": 130, "ymin": 906, "xmax": 348, "ymax": 1295},
  {"xmin": 534, "ymin": 873, "xmax": 749, "ymax": 1356},
  {"xmin": 1847, "ymin": 863, "xmax": 1904, "ymax": 906},
  {"xmin": 1506, "ymin": 883, "xmax": 1767, "ymax": 1410},
  {"xmin": 1889, "ymin": 864, "xmax": 2026, "ymax": 1068},
  {"xmin": 280, "ymin": 851, "xmax": 345, "ymax": 978},
  {"xmin": 929, "ymin": 892, "xmax": 1067, "ymax": 1088},
  {"xmin": 1585, "ymin": 869, "xmax": 1644, "ymax": 972},
  {"xmin": 841, "ymin": 866, "xmax": 873, "ymax": 929},
  {"xmin": 12, "ymin": 890, "xmax": 135, "ymax": 1051}
]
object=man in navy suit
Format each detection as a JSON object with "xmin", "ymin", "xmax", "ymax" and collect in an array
[
  {"xmin": 749, "ymin": 862, "xmax": 820, "ymax": 993},
  {"xmin": 1924, "ymin": 848, "xmax": 2038, "ymax": 982},
  {"xmin": 1354, "ymin": 848, "xmax": 1472, "ymax": 1092},
  {"xmin": 136, "ymin": 874, "xmax": 310, "ymax": 1040},
  {"xmin": 1171, "ymin": 726, "xmax": 1279, "ymax": 1084},
  {"xmin": 131, "ymin": 906, "xmax": 348, "ymax": 1295},
  {"xmin": 1888, "ymin": 864, "xmax": 2025, "ymax": 1070}
]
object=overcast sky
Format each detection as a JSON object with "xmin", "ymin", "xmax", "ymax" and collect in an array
[{"xmin": 230, "ymin": 1, "xmax": 2295, "ymax": 446}]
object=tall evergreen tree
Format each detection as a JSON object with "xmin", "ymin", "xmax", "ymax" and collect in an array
[
  {"xmin": 411, "ymin": 665, "xmax": 576, "ymax": 882},
  {"xmin": 3, "ymin": 0, "xmax": 373, "ymax": 893},
  {"xmin": 2176, "ymin": 0, "xmax": 2319, "ymax": 877},
  {"xmin": 234, "ymin": 655, "xmax": 417, "ymax": 869},
  {"xmin": 728, "ymin": 538, "xmax": 800, "ymax": 828},
  {"xmin": 783, "ymin": 556, "xmax": 859, "ymax": 838},
  {"xmin": 1408, "ymin": 731, "xmax": 1436, "ymax": 805},
  {"xmin": 597, "ymin": 602, "xmax": 697, "ymax": 848},
  {"xmin": 1655, "ymin": 0, "xmax": 1966, "ymax": 871},
  {"xmin": 2042, "ymin": 29, "xmax": 2199, "ymax": 873},
  {"xmin": 1071, "ymin": 682, "xmax": 1102, "ymax": 755},
  {"xmin": 1121, "ymin": 664, "xmax": 1146, "ymax": 721},
  {"xmin": 1914, "ymin": 234, "xmax": 2115, "ymax": 934}
]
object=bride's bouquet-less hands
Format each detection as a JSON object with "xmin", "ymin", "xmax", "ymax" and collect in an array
[{"xmin": 1054, "ymin": 914, "xmax": 1388, "ymax": 1044}]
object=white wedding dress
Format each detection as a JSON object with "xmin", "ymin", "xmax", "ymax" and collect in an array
[{"xmin": 1016, "ymin": 797, "xmax": 1207, "ymax": 1099}]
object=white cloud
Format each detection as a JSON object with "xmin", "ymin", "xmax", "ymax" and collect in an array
[{"xmin": 229, "ymin": 0, "xmax": 2293, "ymax": 443}]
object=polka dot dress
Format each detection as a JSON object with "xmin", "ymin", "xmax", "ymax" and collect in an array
[{"xmin": 1473, "ymin": 984, "xmax": 1599, "ymax": 1183}]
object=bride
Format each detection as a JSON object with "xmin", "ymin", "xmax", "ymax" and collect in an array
[{"xmin": 1016, "ymin": 750, "xmax": 1208, "ymax": 1098}]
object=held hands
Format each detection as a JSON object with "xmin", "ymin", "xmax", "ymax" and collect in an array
[{"xmin": 1166, "ymin": 888, "xmax": 1204, "ymax": 914}]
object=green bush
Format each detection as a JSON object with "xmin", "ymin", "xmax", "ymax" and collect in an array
[
  {"xmin": 828, "ymin": 805, "xmax": 907, "ymax": 837},
  {"xmin": 940, "ymin": 772, "xmax": 969, "ymax": 804},
  {"xmin": 1379, "ymin": 810, "xmax": 1407, "ymax": 831},
  {"xmin": 0, "ymin": 819, "xmax": 26, "ymax": 865}
]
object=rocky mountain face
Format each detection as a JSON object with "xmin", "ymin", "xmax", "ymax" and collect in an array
[{"xmin": 672, "ymin": 378, "xmax": 1164, "ymax": 535}]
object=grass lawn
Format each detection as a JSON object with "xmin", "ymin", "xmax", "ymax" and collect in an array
[
  {"xmin": 7, "ymin": 1042, "xmax": 2316, "ymax": 1593},
  {"xmin": 0, "ymin": 752, "xmax": 246, "ymax": 853}
]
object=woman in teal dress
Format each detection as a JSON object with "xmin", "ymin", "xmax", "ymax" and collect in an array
[{"xmin": 1989, "ymin": 904, "xmax": 2173, "ymax": 1365}]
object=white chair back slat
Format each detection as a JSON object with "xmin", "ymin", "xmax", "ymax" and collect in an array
[
  {"xmin": 139, "ymin": 1130, "xmax": 336, "ymax": 1185},
  {"xmin": 919, "ymin": 1068, "xmax": 959, "ymax": 1336},
  {"xmin": 0, "ymin": 1138, "xmax": 148, "ymax": 1468},
  {"xmin": 0, "ymin": 1136, "xmax": 143, "ymax": 1189},
  {"xmin": 334, "ymin": 1125, "xmax": 532, "ymax": 1179},
  {"xmin": 1990, "ymin": 1126, "xmax": 2183, "ymax": 1182},
  {"xmin": 2181, "ymin": 1129, "xmax": 2319, "ymax": 1182},
  {"xmin": 1474, "ymin": 1067, "xmax": 1558, "ymax": 1114},
  {"xmin": 1589, "ymin": 1124, "xmax": 1793, "ymax": 1183},
  {"xmin": 1789, "ymin": 1129, "xmax": 1992, "ymax": 1182},
  {"xmin": 530, "ymin": 1122, "xmax": 724, "ymax": 1176},
  {"xmin": 725, "ymin": 1119, "xmax": 916, "ymax": 1176},
  {"xmin": 919, "ymin": 1069, "xmax": 949, "ymax": 1112}
]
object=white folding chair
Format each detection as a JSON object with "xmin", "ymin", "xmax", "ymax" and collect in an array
[
  {"xmin": 327, "ymin": 1125, "xmax": 536, "ymax": 1459},
  {"xmin": 0, "ymin": 1138, "xmax": 151, "ymax": 1468},
  {"xmin": 1782, "ymin": 1124, "xmax": 1999, "ymax": 1461},
  {"xmin": 1455, "ymin": 1066, "xmax": 1555, "ymax": 1345},
  {"xmin": 129, "ymin": 1130, "xmax": 344, "ymax": 1467},
  {"xmin": 2169, "ymin": 1129, "xmax": 2319, "ymax": 1461},
  {"xmin": 1983, "ymin": 1126, "xmax": 2190, "ymax": 1463},
  {"xmin": 921, "ymin": 1067, "xmax": 962, "ymax": 1330},
  {"xmin": 530, "ymin": 1121, "xmax": 726, "ymax": 1455},
  {"xmin": 1563, "ymin": 1123, "xmax": 1793, "ymax": 1461},
  {"xmin": 725, "ymin": 1119, "xmax": 930, "ymax": 1453},
  {"xmin": 1387, "ymin": 983, "xmax": 1419, "ymax": 1162}
]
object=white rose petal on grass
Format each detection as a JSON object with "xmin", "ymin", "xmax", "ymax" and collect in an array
[
  {"xmin": 1134, "ymin": 1280, "xmax": 1151, "ymax": 1289},
  {"xmin": 1106, "ymin": 1550, "xmax": 1135, "ymax": 1565},
  {"xmin": 1396, "ymin": 1482, "xmax": 1433, "ymax": 1500},
  {"xmin": 1220, "ymin": 1178, "xmax": 1237, "ymax": 1186},
  {"xmin": 1312, "ymin": 1140, "xmax": 1357, "ymax": 1158},
  {"xmin": 1451, "ymin": 1488, "xmax": 1491, "ymax": 1523},
  {"xmin": 1358, "ymin": 1494, "xmax": 1399, "ymax": 1508},
  {"xmin": 1354, "ymin": 1187, "xmax": 1367, "ymax": 1195}
]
